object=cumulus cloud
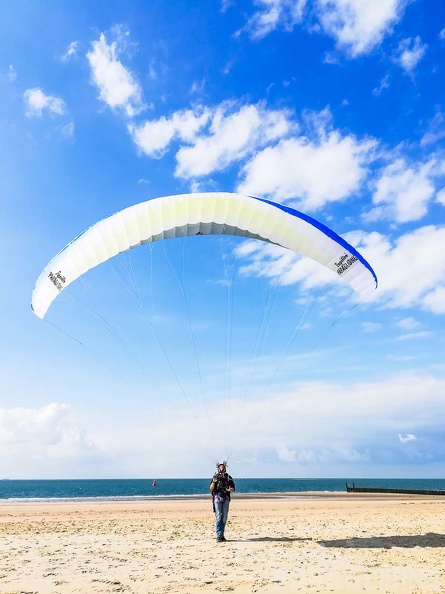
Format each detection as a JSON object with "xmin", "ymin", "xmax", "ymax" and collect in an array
[
  {"xmin": 129, "ymin": 107, "xmax": 212, "ymax": 158},
  {"xmin": 87, "ymin": 29, "xmax": 144, "ymax": 117},
  {"xmin": 394, "ymin": 36, "xmax": 427, "ymax": 73},
  {"xmin": 367, "ymin": 157, "xmax": 443, "ymax": 223},
  {"xmin": 176, "ymin": 103, "xmax": 293, "ymax": 178},
  {"xmin": 234, "ymin": 224, "xmax": 445, "ymax": 316},
  {"xmin": 316, "ymin": 0, "xmax": 407, "ymax": 57},
  {"xmin": 24, "ymin": 87, "xmax": 65, "ymax": 117},
  {"xmin": 237, "ymin": 113, "xmax": 377, "ymax": 210},
  {"xmin": 242, "ymin": 0, "xmax": 407, "ymax": 57},
  {"xmin": 130, "ymin": 101, "xmax": 294, "ymax": 177},
  {"xmin": 348, "ymin": 226, "xmax": 445, "ymax": 313}
]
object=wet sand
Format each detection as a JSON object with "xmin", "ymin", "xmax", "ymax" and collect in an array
[{"xmin": 0, "ymin": 493, "xmax": 444, "ymax": 593}]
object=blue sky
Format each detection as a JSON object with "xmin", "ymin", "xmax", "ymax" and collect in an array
[{"xmin": 1, "ymin": 0, "xmax": 445, "ymax": 479}]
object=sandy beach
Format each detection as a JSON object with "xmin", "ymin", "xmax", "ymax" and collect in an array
[{"xmin": 0, "ymin": 494, "xmax": 444, "ymax": 594}]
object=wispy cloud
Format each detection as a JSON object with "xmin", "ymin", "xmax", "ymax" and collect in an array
[
  {"xmin": 421, "ymin": 111, "xmax": 445, "ymax": 147},
  {"xmin": 240, "ymin": 0, "xmax": 307, "ymax": 40},
  {"xmin": 395, "ymin": 330, "xmax": 432, "ymax": 341},
  {"xmin": 7, "ymin": 64, "xmax": 17, "ymax": 81},
  {"xmin": 87, "ymin": 28, "xmax": 144, "ymax": 117},
  {"xmin": 373, "ymin": 74, "xmax": 390, "ymax": 96},
  {"xmin": 61, "ymin": 121, "xmax": 75, "ymax": 138},
  {"xmin": 394, "ymin": 317, "xmax": 421, "ymax": 331},
  {"xmin": 62, "ymin": 41, "xmax": 80, "ymax": 62},
  {"xmin": 362, "ymin": 321, "xmax": 381, "ymax": 333},
  {"xmin": 23, "ymin": 88, "xmax": 65, "ymax": 117}
]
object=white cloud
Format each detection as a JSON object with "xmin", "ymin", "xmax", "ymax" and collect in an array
[
  {"xmin": 367, "ymin": 157, "xmax": 442, "ymax": 223},
  {"xmin": 176, "ymin": 103, "xmax": 293, "ymax": 178},
  {"xmin": 399, "ymin": 433, "xmax": 416, "ymax": 443},
  {"xmin": 8, "ymin": 64, "xmax": 17, "ymax": 81},
  {"xmin": 316, "ymin": 0, "xmax": 407, "ymax": 57},
  {"xmin": 395, "ymin": 330, "xmax": 432, "ymax": 341},
  {"xmin": 362, "ymin": 321, "xmax": 381, "ymax": 333},
  {"xmin": 23, "ymin": 87, "xmax": 65, "ymax": 117},
  {"xmin": 242, "ymin": 0, "xmax": 407, "ymax": 57},
  {"xmin": 394, "ymin": 36, "xmax": 427, "ymax": 73},
  {"xmin": 237, "ymin": 120, "xmax": 376, "ymax": 210},
  {"xmin": 440, "ymin": 27, "xmax": 445, "ymax": 40},
  {"xmin": 394, "ymin": 317, "xmax": 421, "ymax": 331},
  {"xmin": 61, "ymin": 121, "xmax": 75, "ymax": 138},
  {"xmin": 87, "ymin": 30, "xmax": 144, "ymax": 117},
  {"xmin": 235, "ymin": 240, "xmax": 338, "ymax": 293},
  {"xmin": 373, "ymin": 74, "xmax": 390, "ymax": 96},
  {"xmin": 130, "ymin": 101, "xmax": 294, "ymax": 177},
  {"xmin": 241, "ymin": 0, "xmax": 307, "ymax": 40},
  {"xmin": 421, "ymin": 111, "xmax": 445, "ymax": 147},
  {"xmin": 129, "ymin": 107, "xmax": 212, "ymax": 158},
  {"xmin": 422, "ymin": 286, "xmax": 445, "ymax": 314},
  {"xmin": 349, "ymin": 226, "xmax": 445, "ymax": 313},
  {"xmin": 232, "ymin": 224, "xmax": 445, "ymax": 317},
  {"xmin": 0, "ymin": 403, "xmax": 94, "ymax": 455},
  {"xmin": 62, "ymin": 41, "xmax": 79, "ymax": 62},
  {"xmin": 438, "ymin": 187, "xmax": 445, "ymax": 205}
]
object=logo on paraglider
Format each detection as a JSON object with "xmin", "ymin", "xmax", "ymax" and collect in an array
[
  {"xmin": 335, "ymin": 253, "xmax": 358, "ymax": 276},
  {"xmin": 48, "ymin": 270, "xmax": 66, "ymax": 291}
]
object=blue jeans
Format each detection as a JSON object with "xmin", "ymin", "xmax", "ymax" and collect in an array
[{"xmin": 214, "ymin": 496, "xmax": 230, "ymax": 537}]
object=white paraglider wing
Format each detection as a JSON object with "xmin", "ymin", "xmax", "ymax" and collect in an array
[{"xmin": 31, "ymin": 192, "xmax": 377, "ymax": 319}]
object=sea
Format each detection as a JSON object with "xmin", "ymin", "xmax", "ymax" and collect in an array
[{"xmin": 1, "ymin": 478, "xmax": 444, "ymax": 503}]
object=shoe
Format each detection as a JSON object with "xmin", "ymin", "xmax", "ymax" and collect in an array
[
  {"xmin": 216, "ymin": 536, "xmax": 224, "ymax": 542},
  {"xmin": 221, "ymin": 536, "xmax": 226, "ymax": 541}
]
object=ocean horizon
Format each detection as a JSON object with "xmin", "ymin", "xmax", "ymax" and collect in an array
[{"xmin": 1, "ymin": 478, "xmax": 444, "ymax": 503}]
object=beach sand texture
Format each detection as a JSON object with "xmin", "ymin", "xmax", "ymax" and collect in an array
[{"xmin": 0, "ymin": 495, "xmax": 444, "ymax": 593}]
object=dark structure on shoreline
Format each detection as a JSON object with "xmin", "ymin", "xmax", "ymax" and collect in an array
[{"xmin": 345, "ymin": 482, "xmax": 445, "ymax": 496}]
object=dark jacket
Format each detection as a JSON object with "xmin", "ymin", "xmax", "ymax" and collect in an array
[{"xmin": 209, "ymin": 472, "xmax": 235, "ymax": 501}]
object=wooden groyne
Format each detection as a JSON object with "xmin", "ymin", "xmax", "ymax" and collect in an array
[{"xmin": 345, "ymin": 483, "xmax": 445, "ymax": 496}]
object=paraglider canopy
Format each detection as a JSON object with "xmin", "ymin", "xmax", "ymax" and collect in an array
[{"xmin": 31, "ymin": 192, "xmax": 377, "ymax": 319}]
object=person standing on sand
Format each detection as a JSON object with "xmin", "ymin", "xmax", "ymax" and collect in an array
[{"xmin": 210, "ymin": 462, "xmax": 235, "ymax": 542}]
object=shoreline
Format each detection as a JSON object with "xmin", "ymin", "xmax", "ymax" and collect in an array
[{"xmin": 1, "ymin": 489, "xmax": 445, "ymax": 506}]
